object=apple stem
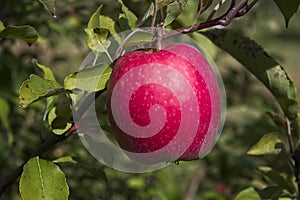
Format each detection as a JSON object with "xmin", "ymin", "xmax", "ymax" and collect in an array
[{"xmin": 156, "ymin": 22, "xmax": 164, "ymax": 51}]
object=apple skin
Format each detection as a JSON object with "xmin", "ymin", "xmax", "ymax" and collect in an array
[{"xmin": 107, "ymin": 43, "xmax": 222, "ymax": 164}]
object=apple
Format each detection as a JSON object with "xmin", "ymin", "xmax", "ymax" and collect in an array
[{"xmin": 107, "ymin": 43, "xmax": 224, "ymax": 164}]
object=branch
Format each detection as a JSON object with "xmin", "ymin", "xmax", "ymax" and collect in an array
[{"xmin": 164, "ymin": 0, "xmax": 259, "ymax": 39}]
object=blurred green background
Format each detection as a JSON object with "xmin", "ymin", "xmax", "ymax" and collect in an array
[{"xmin": 0, "ymin": 0, "xmax": 299, "ymax": 199}]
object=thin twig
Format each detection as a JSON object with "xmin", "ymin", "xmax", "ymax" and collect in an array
[
  {"xmin": 286, "ymin": 117, "xmax": 294, "ymax": 154},
  {"xmin": 151, "ymin": 0, "xmax": 158, "ymax": 27},
  {"xmin": 206, "ymin": 0, "xmax": 229, "ymax": 21}
]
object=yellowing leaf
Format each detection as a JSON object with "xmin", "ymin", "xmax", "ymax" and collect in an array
[{"xmin": 247, "ymin": 133, "xmax": 282, "ymax": 155}]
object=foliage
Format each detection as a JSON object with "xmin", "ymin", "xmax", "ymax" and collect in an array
[{"xmin": 0, "ymin": 0, "xmax": 300, "ymax": 199}]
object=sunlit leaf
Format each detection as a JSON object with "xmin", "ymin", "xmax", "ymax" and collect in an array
[
  {"xmin": 19, "ymin": 157, "xmax": 69, "ymax": 200},
  {"xmin": 64, "ymin": 63, "xmax": 112, "ymax": 92},
  {"xmin": 273, "ymin": 0, "xmax": 300, "ymax": 27},
  {"xmin": 85, "ymin": 28, "xmax": 111, "ymax": 51},
  {"xmin": 0, "ymin": 25, "xmax": 38, "ymax": 45},
  {"xmin": 165, "ymin": 0, "xmax": 189, "ymax": 26},
  {"xmin": 203, "ymin": 29, "xmax": 298, "ymax": 120},
  {"xmin": 53, "ymin": 156, "xmax": 77, "ymax": 164},
  {"xmin": 234, "ymin": 187, "xmax": 260, "ymax": 200},
  {"xmin": 86, "ymin": 6, "xmax": 120, "ymax": 51},
  {"xmin": 118, "ymin": 0, "xmax": 137, "ymax": 29},
  {"xmin": 19, "ymin": 74, "xmax": 64, "ymax": 108},
  {"xmin": 141, "ymin": 0, "xmax": 175, "ymax": 24},
  {"xmin": 38, "ymin": 0, "xmax": 56, "ymax": 17},
  {"xmin": 247, "ymin": 132, "xmax": 282, "ymax": 155}
]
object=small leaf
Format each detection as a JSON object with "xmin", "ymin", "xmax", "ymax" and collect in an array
[
  {"xmin": 48, "ymin": 104, "xmax": 72, "ymax": 135},
  {"xmin": 53, "ymin": 156, "xmax": 77, "ymax": 164},
  {"xmin": 85, "ymin": 28, "xmax": 111, "ymax": 52},
  {"xmin": 86, "ymin": 6, "xmax": 120, "ymax": 51},
  {"xmin": 19, "ymin": 74, "xmax": 64, "ymax": 108},
  {"xmin": 258, "ymin": 186, "xmax": 284, "ymax": 199},
  {"xmin": 19, "ymin": 157, "xmax": 69, "ymax": 200},
  {"xmin": 0, "ymin": 25, "xmax": 38, "ymax": 45},
  {"xmin": 202, "ymin": 29, "xmax": 298, "ymax": 120},
  {"xmin": 234, "ymin": 187, "xmax": 260, "ymax": 200},
  {"xmin": 141, "ymin": 0, "xmax": 175, "ymax": 23},
  {"xmin": 64, "ymin": 63, "xmax": 112, "ymax": 92},
  {"xmin": 247, "ymin": 132, "xmax": 282, "ymax": 155},
  {"xmin": 0, "ymin": 21, "xmax": 5, "ymax": 31},
  {"xmin": 31, "ymin": 59, "xmax": 58, "ymax": 121},
  {"xmin": 122, "ymin": 29, "xmax": 154, "ymax": 49},
  {"xmin": 38, "ymin": 0, "xmax": 56, "ymax": 17},
  {"xmin": 273, "ymin": 0, "xmax": 300, "ymax": 27},
  {"xmin": 31, "ymin": 59, "xmax": 56, "ymax": 81},
  {"xmin": 258, "ymin": 166, "xmax": 295, "ymax": 193},
  {"xmin": 165, "ymin": 0, "xmax": 189, "ymax": 26},
  {"xmin": 118, "ymin": 0, "xmax": 137, "ymax": 29}
]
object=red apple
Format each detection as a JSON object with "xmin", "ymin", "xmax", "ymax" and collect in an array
[{"xmin": 107, "ymin": 43, "xmax": 224, "ymax": 164}]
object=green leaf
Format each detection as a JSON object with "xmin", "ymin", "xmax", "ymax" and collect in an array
[
  {"xmin": 0, "ymin": 25, "xmax": 38, "ymax": 45},
  {"xmin": 64, "ymin": 64, "xmax": 112, "ymax": 92},
  {"xmin": 247, "ymin": 132, "xmax": 282, "ymax": 155},
  {"xmin": 141, "ymin": 0, "xmax": 175, "ymax": 23},
  {"xmin": 48, "ymin": 104, "xmax": 72, "ymax": 135},
  {"xmin": 19, "ymin": 157, "xmax": 69, "ymax": 200},
  {"xmin": 258, "ymin": 186, "xmax": 283, "ymax": 199},
  {"xmin": 122, "ymin": 29, "xmax": 154, "ymax": 49},
  {"xmin": 19, "ymin": 74, "xmax": 64, "ymax": 108},
  {"xmin": 0, "ymin": 21, "xmax": 5, "ymax": 31},
  {"xmin": 38, "ymin": 0, "xmax": 56, "ymax": 17},
  {"xmin": 0, "ymin": 97, "xmax": 13, "ymax": 144},
  {"xmin": 32, "ymin": 59, "xmax": 56, "ymax": 81},
  {"xmin": 118, "ymin": 0, "xmax": 137, "ymax": 29},
  {"xmin": 258, "ymin": 166, "xmax": 295, "ymax": 193},
  {"xmin": 31, "ymin": 59, "xmax": 58, "ymax": 121},
  {"xmin": 234, "ymin": 187, "xmax": 260, "ymax": 200},
  {"xmin": 87, "ymin": 6, "xmax": 117, "ymax": 36},
  {"xmin": 53, "ymin": 156, "xmax": 77, "ymax": 164},
  {"xmin": 85, "ymin": 6, "xmax": 119, "ymax": 51},
  {"xmin": 274, "ymin": 0, "xmax": 300, "ymax": 27},
  {"xmin": 165, "ymin": 0, "xmax": 189, "ymax": 26},
  {"xmin": 85, "ymin": 27, "xmax": 111, "ymax": 52},
  {"xmin": 202, "ymin": 29, "xmax": 298, "ymax": 120}
]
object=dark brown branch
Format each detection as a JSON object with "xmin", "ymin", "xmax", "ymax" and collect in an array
[{"xmin": 164, "ymin": 0, "xmax": 259, "ymax": 39}]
